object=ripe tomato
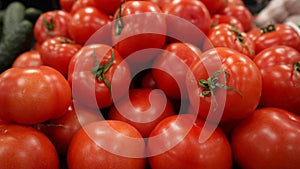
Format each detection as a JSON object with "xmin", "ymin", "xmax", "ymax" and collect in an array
[
  {"xmin": 211, "ymin": 14, "xmax": 244, "ymax": 32},
  {"xmin": 0, "ymin": 66, "xmax": 72, "ymax": 124},
  {"xmin": 34, "ymin": 10, "xmax": 72, "ymax": 44},
  {"xmin": 39, "ymin": 37, "xmax": 82, "ymax": 77},
  {"xmin": 68, "ymin": 7, "xmax": 111, "ymax": 45},
  {"xmin": 70, "ymin": 0, "xmax": 96, "ymax": 15},
  {"xmin": 200, "ymin": 0, "xmax": 225, "ymax": 15},
  {"xmin": 67, "ymin": 120, "xmax": 146, "ymax": 169},
  {"xmin": 108, "ymin": 88, "xmax": 174, "ymax": 137},
  {"xmin": 112, "ymin": 1, "xmax": 166, "ymax": 63},
  {"xmin": 220, "ymin": 5, "xmax": 253, "ymax": 32},
  {"xmin": 0, "ymin": 124, "xmax": 59, "ymax": 169},
  {"xmin": 59, "ymin": 0, "xmax": 76, "ymax": 12},
  {"xmin": 68, "ymin": 44, "xmax": 131, "ymax": 109},
  {"xmin": 152, "ymin": 42, "xmax": 202, "ymax": 100},
  {"xmin": 147, "ymin": 114, "xmax": 232, "ymax": 169},
  {"xmin": 203, "ymin": 23, "xmax": 255, "ymax": 59},
  {"xmin": 254, "ymin": 24, "xmax": 300, "ymax": 54},
  {"xmin": 188, "ymin": 47, "xmax": 262, "ymax": 122},
  {"xmin": 253, "ymin": 45, "xmax": 300, "ymax": 115},
  {"xmin": 141, "ymin": 70, "xmax": 157, "ymax": 89},
  {"xmin": 94, "ymin": 0, "xmax": 122, "ymax": 16},
  {"xmin": 12, "ymin": 50, "xmax": 43, "ymax": 68},
  {"xmin": 231, "ymin": 107, "xmax": 300, "ymax": 169},
  {"xmin": 144, "ymin": 0, "xmax": 172, "ymax": 9}
]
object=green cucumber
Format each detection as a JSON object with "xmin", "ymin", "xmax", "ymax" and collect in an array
[
  {"xmin": 3, "ymin": 1, "xmax": 26, "ymax": 37},
  {"xmin": 0, "ymin": 20, "xmax": 33, "ymax": 73},
  {"xmin": 25, "ymin": 7, "xmax": 43, "ymax": 23}
]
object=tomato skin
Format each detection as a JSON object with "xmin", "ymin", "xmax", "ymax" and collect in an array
[
  {"xmin": 0, "ymin": 66, "xmax": 72, "ymax": 124},
  {"xmin": 231, "ymin": 107, "xmax": 300, "ymax": 169},
  {"xmin": 141, "ymin": 70, "xmax": 157, "ymax": 89},
  {"xmin": 108, "ymin": 88, "xmax": 174, "ymax": 137},
  {"xmin": 59, "ymin": 0, "xmax": 75, "ymax": 12},
  {"xmin": 188, "ymin": 47, "xmax": 262, "ymax": 122},
  {"xmin": 152, "ymin": 42, "xmax": 202, "ymax": 100},
  {"xmin": 68, "ymin": 7, "xmax": 111, "ymax": 45},
  {"xmin": 253, "ymin": 45, "xmax": 300, "ymax": 115},
  {"xmin": 148, "ymin": 114, "xmax": 232, "ymax": 169},
  {"xmin": 34, "ymin": 10, "xmax": 72, "ymax": 44},
  {"xmin": 94, "ymin": 0, "xmax": 122, "ymax": 16},
  {"xmin": 200, "ymin": 0, "xmax": 225, "ymax": 15},
  {"xmin": 203, "ymin": 23, "xmax": 255, "ymax": 59},
  {"xmin": 68, "ymin": 44, "xmax": 131, "ymax": 109},
  {"xmin": 254, "ymin": 24, "xmax": 300, "ymax": 54},
  {"xmin": 211, "ymin": 14, "xmax": 244, "ymax": 32},
  {"xmin": 39, "ymin": 37, "xmax": 82, "ymax": 77},
  {"xmin": 70, "ymin": 0, "xmax": 96, "ymax": 15},
  {"xmin": 12, "ymin": 50, "xmax": 43, "ymax": 68},
  {"xmin": 0, "ymin": 124, "xmax": 59, "ymax": 169},
  {"xmin": 67, "ymin": 120, "xmax": 146, "ymax": 169}
]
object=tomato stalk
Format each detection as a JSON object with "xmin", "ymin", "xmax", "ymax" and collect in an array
[
  {"xmin": 42, "ymin": 13, "xmax": 55, "ymax": 36},
  {"xmin": 60, "ymin": 38, "xmax": 74, "ymax": 44},
  {"xmin": 228, "ymin": 26, "xmax": 255, "ymax": 55},
  {"xmin": 260, "ymin": 24, "xmax": 276, "ymax": 34},
  {"xmin": 114, "ymin": 2, "xmax": 124, "ymax": 35},
  {"xmin": 91, "ymin": 49, "xmax": 115, "ymax": 92}
]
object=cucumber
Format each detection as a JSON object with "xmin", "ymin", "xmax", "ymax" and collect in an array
[
  {"xmin": 25, "ymin": 7, "xmax": 43, "ymax": 24},
  {"xmin": 0, "ymin": 20, "xmax": 33, "ymax": 73},
  {"xmin": 2, "ymin": 1, "xmax": 26, "ymax": 37}
]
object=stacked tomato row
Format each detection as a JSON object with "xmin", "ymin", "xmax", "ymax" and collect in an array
[{"xmin": 1, "ymin": 0, "xmax": 300, "ymax": 169}]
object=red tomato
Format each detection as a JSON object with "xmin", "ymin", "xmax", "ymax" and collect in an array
[
  {"xmin": 39, "ymin": 100, "xmax": 102, "ymax": 156},
  {"xmin": 211, "ymin": 14, "xmax": 244, "ymax": 32},
  {"xmin": 0, "ymin": 66, "xmax": 72, "ymax": 124},
  {"xmin": 59, "ymin": 0, "xmax": 76, "ymax": 12},
  {"xmin": 254, "ymin": 24, "xmax": 300, "ymax": 54},
  {"xmin": 34, "ymin": 10, "xmax": 72, "ymax": 44},
  {"xmin": 70, "ymin": 0, "xmax": 96, "ymax": 15},
  {"xmin": 108, "ymin": 88, "xmax": 174, "ymax": 137},
  {"xmin": 94, "ymin": 0, "xmax": 122, "ymax": 16},
  {"xmin": 141, "ymin": 70, "xmax": 157, "ymax": 89},
  {"xmin": 0, "ymin": 124, "xmax": 59, "ymax": 169},
  {"xmin": 203, "ymin": 23, "xmax": 255, "ymax": 59},
  {"xmin": 220, "ymin": 5, "xmax": 253, "ymax": 32},
  {"xmin": 67, "ymin": 120, "xmax": 146, "ymax": 169},
  {"xmin": 152, "ymin": 42, "xmax": 202, "ymax": 100},
  {"xmin": 231, "ymin": 107, "xmax": 300, "ymax": 169},
  {"xmin": 68, "ymin": 7, "xmax": 111, "ymax": 45},
  {"xmin": 68, "ymin": 44, "xmax": 131, "ymax": 109},
  {"xmin": 162, "ymin": 0, "xmax": 211, "ymax": 45},
  {"xmin": 12, "ymin": 50, "xmax": 43, "ymax": 68},
  {"xmin": 188, "ymin": 47, "xmax": 262, "ymax": 122},
  {"xmin": 39, "ymin": 37, "xmax": 82, "ymax": 77},
  {"xmin": 144, "ymin": 0, "xmax": 173, "ymax": 9},
  {"xmin": 147, "ymin": 114, "xmax": 232, "ymax": 169},
  {"xmin": 112, "ymin": 1, "xmax": 166, "ymax": 63},
  {"xmin": 253, "ymin": 45, "xmax": 300, "ymax": 115},
  {"xmin": 200, "ymin": 0, "xmax": 225, "ymax": 15}
]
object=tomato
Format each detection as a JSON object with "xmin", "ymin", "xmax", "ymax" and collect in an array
[
  {"xmin": 39, "ymin": 37, "xmax": 82, "ymax": 77},
  {"xmin": 0, "ymin": 124, "xmax": 59, "ymax": 169},
  {"xmin": 203, "ymin": 23, "xmax": 255, "ymax": 59},
  {"xmin": 231, "ymin": 107, "xmax": 300, "ymax": 169},
  {"xmin": 68, "ymin": 7, "xmax": 111, "ymax": 45},
  {"xmin": 34, "ymin": 10, "xmax": 72, "ymax": 44},
  {"xmin": 141, "ymin": 70, "xmax": 157, "ymax": 89},
  {"xmin": 144, "ymin": 0, "xmax": 173, "ymax": 9},
  {"xmin": 39, "ymin": 100, "xmax": 102, "ymax": 156},
  {"xmin": 253, "ymin": 45, "xmax": 300, "ymax": 115},
  {"xmin": 188, "ymin": 47, "xmax": 262, "ymax": 122},
  {"xmin": 94, "ymin": 0, "xmax": 122, "ymax": 16},
  {"xmin": 200, "ymin": 0, "xmax": 225, "ymax": 15},
  {"xmin": 0, "ymin": 66, "xmax": 72, "ymax": 124},
  {"xmin": 112, "ymin": 1, "xmax": 166, "ymax": 63},
  {"xmin": 12, "ymin": 50, "xmax": 43, "ymax": 68},
  {"xmin": 254, "ymin": 24, "xmax": 300, "ymax": 54},
  {"xmin": 162, "ymin": 0, "xmax": 211, "ymax": 45},
  {"xmin": 68, "ymin": 44, "xmax": 131, "ymax": 109},
  {"xmin": 70, "ymin": 0, "xmax": 96, "ymax": 15},
  {"xmin": 67, "ymin": 120, "xmax": 146, "ymax": 169},
  {"xmin": 147, "ymin": 114, "xmax": 232, "ymax": 169},
  {"xmin": 152, "ymin": 42, "xmax": 202, "ymax": 100},
  {"xmin": 220, "ymin": 5, "xmax": 253, "ymax": 32},
  {"xmin": 59, "ymin": 0, "xmax": 76, "ymax": 12},
  {"xmin": 108, "ymin": 88, "xmax": 174, "ymax": 137},
  {"xmin": 211, "ymin": 14, "xmax": 244, "ymax": 32}
]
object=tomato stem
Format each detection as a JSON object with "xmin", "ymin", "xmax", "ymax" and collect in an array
[
  {"xmin": 228, "ymin": 26, "xmax": 255, "ymax": 55},
  {"xmin": 60, "ymin": 38, "xmax": 74, "ymax": 44},
  {"xmin": 42, "ymin": 13, "xmax": 55, "ymax": 36},
  {"xmin": 294, "ymin": 62, "xmax": 300, "ymax": 72},
  {"xmin": 114, "ymin": 2, "xmax": 124, "ymax": 35},
  {"xmin": 260, "ymin": 24, "xmax": 276, "ymax": 34}
]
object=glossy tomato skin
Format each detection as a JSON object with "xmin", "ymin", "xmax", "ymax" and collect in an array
[
  {"xmin": 68, "ymin": 44, "xmax": 131, "ymax": 109},
  {"xmin": 94, "ymin": 0, "xmax": 122, "ymax": 16},
  {"xmin": 211, "ymin": 14, "xmax": 244, "ymax": 32},
  {"xmin": 112, "ymin": 1, "xmax": 166, "ymax": 63},
  {"xmin": 68, "ymin": 7, "xmax": 111, "ymax": 45},
  {"xmin": 67, "ymin": 120, "xmax": 146, "ymax": 169},
  {"xmin": 231, "ymin": 107, "xmax": 300, "ymax": 169},
  {"xmin": 253, "ymin": 45, "xmax": 300, "ymax": 115},
  {"xmin": 34, "ymin": 10, "xmax": 72, "ymax": 44},
  {"xmin": 0, "ymin": 124, "xmax": 59, "ymax": 169},
  {"xmin": 152, "ymin": 42, "xmax": 202, "ymax": 100},
  {"xmin": 0, "ymin": 66, "xmax": 72, "ymax": 124},
  {"xmin": 203, "ymin": 23, "xmax": 255, "ymax": 59},
  {"xmin": 108, "ymin": 88, "xmax": 175, "ymax": 137},
  {"xmin": 188, "ymin": 47, "xmax": 262, "ymax": 122},
  {"xmin": 12, "ymin": 50, "xmax": 43, "ymax": 68},
  {"xmin": 148, "ymin": 114, "xmax": 232, "ymax": 169},
  {"xmin": 70, "ymin": 0, "xmax": 96, "ymax": 15},
  {"xmin": 39, "ymin": 37, "xmax": 82, "ymax": 77},
  {"xmin": 254, "ymin": 24, "xmax": 300, "ymax": 54},
  {"xmin": 59, "ymin": 0, "xmax": 75, "ymax": 12},
  {"xmin": 200, "ymin": 0, "xmax": 225, "ymax": 15}
]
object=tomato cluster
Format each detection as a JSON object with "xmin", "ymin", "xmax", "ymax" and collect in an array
[{"xmin": 1, "ymin": 0, "xmax": 300, "ymax": 169}]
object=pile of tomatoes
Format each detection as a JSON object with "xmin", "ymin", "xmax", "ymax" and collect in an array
[{"xmin": 1, "ymin": 0, "xmax": 300, "ymax": 169}]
